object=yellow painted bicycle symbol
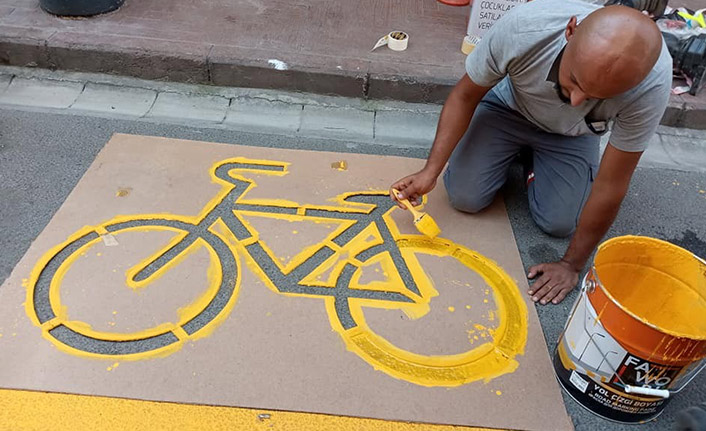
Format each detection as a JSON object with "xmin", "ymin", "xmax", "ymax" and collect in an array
[{"xmin": 26, "ymin": 158, "xmax": 527, "ymax": 386}]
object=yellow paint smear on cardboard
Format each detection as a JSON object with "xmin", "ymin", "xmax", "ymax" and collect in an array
[
  {"xmin": 0, "ymin": 388, "xmax": 504, "ymax": 431},
  {"xmin": 595, "ymin": 236, "xmax": 706, "ymax": 339},
  {"xmin": 24, "ymin": 156, "xmax": 529, "ymax": 387},
  {"xmin": 331, "ymin": 234, "xmax": 528, "ymax": 387},
  {"xmin": 300, "ymin": 222, "xmax": 384, "ymax": 288}
]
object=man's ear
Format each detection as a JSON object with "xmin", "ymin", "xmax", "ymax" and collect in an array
[{"xmin": 565, "ymin": 16, "xmax": 578, "ymax": 41}]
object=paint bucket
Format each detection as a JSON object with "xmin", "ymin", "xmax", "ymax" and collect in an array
[{"xmin": 554, "ymin": 236, "xmax": 706, "ymax": 423}]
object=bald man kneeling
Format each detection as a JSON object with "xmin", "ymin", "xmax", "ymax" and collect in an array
[{"xmin": 390, "ymin": 0, "xmax": 671, "ymax": 305}]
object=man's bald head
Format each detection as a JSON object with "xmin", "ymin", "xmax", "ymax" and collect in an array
[{"xmin": 557, "ymin": 5, "xmax": 663, "ymax": 106}]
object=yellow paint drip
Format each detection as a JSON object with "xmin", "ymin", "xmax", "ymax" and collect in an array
[
  {"xmin": 115, "ymin": 188, "xmax": 131, "ymax": 198},
  {"xmin": 331, "ymin": 160, "xmax": 348, "ymax": 171},
  {"xmin": 595, "ymin": 236, "xmax": 706, "ymax": 339},
  {"xmin": 448, "ymin": 306, "xmax": 455, "ymax": 312}
]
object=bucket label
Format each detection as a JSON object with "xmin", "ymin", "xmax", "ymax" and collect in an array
[
  {"xmin": 554, "ymin": 279, "xmax": 681, "ymax": 423},
  {"xmin": 612, "ymin": 355, "xmax": 682, "ymax": 389},
  {"xmin": 579, "ymin": 380, "xmax": 667, "ymax": 416}
]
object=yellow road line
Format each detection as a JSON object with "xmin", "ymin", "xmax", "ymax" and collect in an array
[{"xmin": 0, "ymin": 388, "xmax": 510, "ymax": 431}]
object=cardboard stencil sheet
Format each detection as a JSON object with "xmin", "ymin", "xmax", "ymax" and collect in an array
[{"xmin": 0, "ymin": 134, "xmax": 572, "ymax": 430}]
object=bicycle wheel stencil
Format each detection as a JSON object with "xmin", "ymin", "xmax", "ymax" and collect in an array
[{"xmin": 0, "ymin": 134, "xmax": 573, "ymax": 431}]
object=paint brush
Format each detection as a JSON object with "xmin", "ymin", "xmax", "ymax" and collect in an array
[{"xmin": 392, "ymin": 189, "xmax": 441, "ymax": 238}]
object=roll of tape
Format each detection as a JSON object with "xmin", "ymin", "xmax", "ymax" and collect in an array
[
  {"xmin": 387, "ymin": 31, "xmax": 408, "ymax": 51},
  {"xmin": 371, "ymin": 31, "xmax": 409, "ymax": 52}
]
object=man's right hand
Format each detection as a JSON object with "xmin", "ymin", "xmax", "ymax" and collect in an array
[
  {"xmin": 389, "ymin": 168, "xmax": 438, "ymax": 209},
  {"xmin": 388, "ymin": 75, "xmax": 488, "ymax": 210}
]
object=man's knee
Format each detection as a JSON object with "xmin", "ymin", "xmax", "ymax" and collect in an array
[
  {"xmin": 447, "ymin": 186, "xmax": 493, "ymax": 214},
  {"xmin": 444, "ymin": 172, "xmax": 494, "ymax": 214},
  {"xmin": 533, "ymin": 212, "xmax": 576, "ymax": 238}
]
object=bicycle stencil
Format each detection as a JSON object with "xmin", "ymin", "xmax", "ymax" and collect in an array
[{"xmin": 25, "ymin": 157, "xmax": 528, "ymax": 387}]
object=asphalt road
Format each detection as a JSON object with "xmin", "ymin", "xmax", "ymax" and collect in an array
[{"xmin": 1, "ymin": 108, "xmax": 704, "ymax": 431}]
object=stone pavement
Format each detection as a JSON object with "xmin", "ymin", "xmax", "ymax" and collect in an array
[{"xmin": 0, "ymin": 0, "xmax": 704, "ymax": 128}]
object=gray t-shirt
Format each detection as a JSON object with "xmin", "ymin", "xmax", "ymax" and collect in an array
[{"xmin": 465, "ymin": 0, "xmax": 672, "ymax": 152}]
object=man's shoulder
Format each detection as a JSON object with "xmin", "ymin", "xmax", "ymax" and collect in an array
[
  {"xmin": 507, "ymin": 0, "xmax": 601, "ymax": 36},
  {"xmin": 650, "ymin": 39, "xmax": 674, "ymax": 88},
  {"xmin": 619, "ymin": 39, "xmax": 673, "ymax": 106}
]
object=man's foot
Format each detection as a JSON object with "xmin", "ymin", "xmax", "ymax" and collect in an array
[{"xmin": 519, "ymin": 147, "xmax": 534, "ymax": 187}]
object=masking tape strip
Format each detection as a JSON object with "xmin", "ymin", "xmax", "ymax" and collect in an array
[{"xmin": 101, "ymin": 233, "xmax": 119, "ymax": 247}]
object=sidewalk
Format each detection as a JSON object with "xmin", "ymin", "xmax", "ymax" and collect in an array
[
  {"xmin": 0, "ymin": 0, "xmax": 704, "ymax": 128},
  {"xmin": 1, "ymin": 66, "xmax": 705, "ymax": 173}
]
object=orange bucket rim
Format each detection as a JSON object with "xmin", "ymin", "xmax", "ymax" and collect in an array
[{"xmin": 592, "ymin": 235, "xmax": 706, "ymax": 341}]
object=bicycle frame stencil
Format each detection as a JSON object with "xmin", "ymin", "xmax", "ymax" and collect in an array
[{"xmin": 26, "ymin": 157, "xmax": 528, "ymax": 387}]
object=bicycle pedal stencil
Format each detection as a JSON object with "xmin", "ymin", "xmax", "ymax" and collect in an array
[{"xmin": 1, "ymin": 135, "xmax": 574, "ymax": 430}]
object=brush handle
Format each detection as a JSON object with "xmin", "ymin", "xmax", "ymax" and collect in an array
[{"xmin": 391, "ymin": 188, "xmax": 423, "ymax": 219}]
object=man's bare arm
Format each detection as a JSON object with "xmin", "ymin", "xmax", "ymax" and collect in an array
[
  {"xmin": 390, "ymin": 75, "xmax": 491, "ymax": 207},
  {"xmin": 527, "ymin": 144, "xmax": 642, "ymax": 304}
]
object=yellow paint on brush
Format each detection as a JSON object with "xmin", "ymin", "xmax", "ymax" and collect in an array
[
  {"xmin": 594, "ymin": 236, "xmax": 706, "ymax": 339},
  {"xmin": 391, "ymin": 188, "xmax": 441, "ymax": 238},
  {"xmin": 0, "ymin": 388, "xmax": 506, "ymax": 431}
]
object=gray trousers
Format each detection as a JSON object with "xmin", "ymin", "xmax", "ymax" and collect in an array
[{"xmin": 443, "ymin": 91, "xmax": 600, "ymax": 238}]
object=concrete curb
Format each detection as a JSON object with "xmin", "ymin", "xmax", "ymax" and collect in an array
[
  {"xmin": 0, "ymin": 66, "xmax": 704, "ymax": 174},
  {"xmin": 1, "ymin": 31, "xmax": 702, "ymax": 128},
  {"xmin": 0, "ymin": 29, "xmax": 457, "ymax": 104}
]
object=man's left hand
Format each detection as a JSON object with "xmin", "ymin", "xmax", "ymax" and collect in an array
[{"xmin": 527, "ymin": 260, "xmax": 579, "ymax": 305}]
